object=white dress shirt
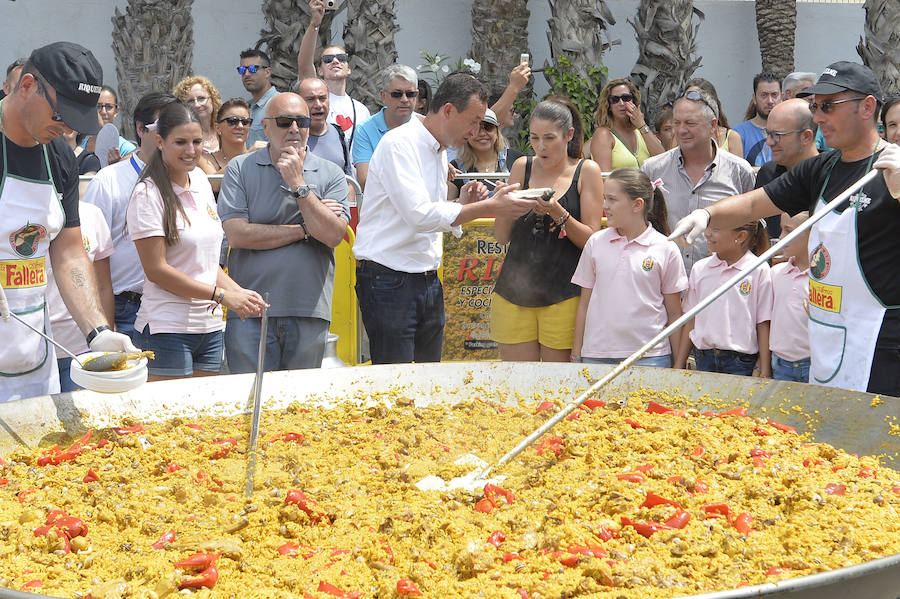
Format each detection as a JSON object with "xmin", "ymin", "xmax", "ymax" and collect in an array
[{"xmin": 353, "ymin": 116, "xmax": 462, "ymax": 272}]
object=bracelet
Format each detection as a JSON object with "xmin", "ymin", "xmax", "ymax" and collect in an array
[
  {"xmin": 554, "ymin": 211, "xmax": 570, "ymax": 226},
  {"xmin": 211, "ymin": 286, "xmax": 218, "ymax": 301},
  {"xmin": 85, "ymin": 325, "xmax": 111, "ymax": 345},
  {"xmin": 571, "ymin": 354, "xmax": 582, "ymax": 362},
  {"xmin": 215, "ymin": 289, "xmax": 226, "ymax": 304}
]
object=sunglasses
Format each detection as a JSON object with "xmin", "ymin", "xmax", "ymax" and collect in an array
[
  {"xmin": 237, "ymin": 65, "xmax": 266, "ymax": 75},
  {"xmin": 764, "ymin": 128, "xmax": 804, "ymax": 142},
  {"xmin": 96, "ymin": 103, "xmax": 118, "ymax": 112},
  {"xmin": 809, "ymin": 96, "xmax": 866, "ymax": 115},
  {"xmin": 265, "ymin": 115, "xmax": 311, "ymax": 129},
  {"xmin": 321, "ymin": 53, "xmax": 349, "ymax": 64},
  {"xmin": 389, "ymin": 90, "xmax": 418, "ymax": 99},
  {"xmin": 679, "ymin": 90, "xmax": 717, "ymax": 116},
  {"xmin": 479, "ymin": 122, "xmax": 497, "ymax": 132},
  {"xmin": 219, "ymin": 116, "xmax": 253, "ymax": 126},
  {"xmin": 34, "ymin": 77, "xmax": 64, "ymax": 123},
  {"xmin": 609, "ymin": 93, "xmax": 635, "ymax": 105}
]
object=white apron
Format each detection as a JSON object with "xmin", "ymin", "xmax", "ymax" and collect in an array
[
  {"xmin": 807, "ymin": 154, "xmax": 886, "ymax": 391},
  {"xmin": 0, "ymin": 132, "xmax": 65, "ymax": 401}
]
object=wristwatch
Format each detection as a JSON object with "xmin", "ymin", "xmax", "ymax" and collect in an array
[
  {"xmin": 639, "ymin": 125, "xmax": 652, "ymax": 134},
  {"xmin": 284, "ymin": 184, "xmax": 315, "ymax": 199}
]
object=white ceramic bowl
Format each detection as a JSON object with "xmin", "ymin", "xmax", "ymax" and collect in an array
[{"xmin": 69, "ymin": 352, "xmax": 149, "ymax": 393}]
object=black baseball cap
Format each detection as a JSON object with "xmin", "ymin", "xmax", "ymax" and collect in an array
[
  {"xmin": 28, "ymin": 42, "xmax": 103, "ymax": 134},
  {"xmin": 798, "ymin": 61, "xmax": 883, "ymax": 101}
]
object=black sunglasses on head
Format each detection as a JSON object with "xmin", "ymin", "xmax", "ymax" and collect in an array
[
  {"xmin": 219, "ymin": 116, "xmax": 253, "ymax": 126},
  {"xmin": 265, "ymin": 115, "xmax": 311, "ymax": 129},
  {"xmin": 389, "ymin": 90, "xmax": 418, "ymax": 99},
  {"xmin": 321, "ymin": 53, "xmax": 349, "ymax": 64},
  {"xmin": 237, "ymin": 65, "xmax": 266, "ymax": 75}
]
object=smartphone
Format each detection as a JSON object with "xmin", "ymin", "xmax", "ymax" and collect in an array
[
  {"xmin": 520, "ymin": 53, "xmax": 529, "ymax": 66},
  {"xmin": 324, "ymin": 0, "xmax": 337, "ymax": 10}
]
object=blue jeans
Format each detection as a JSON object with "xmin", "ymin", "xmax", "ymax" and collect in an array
[
  {"xmin": 694, "ymin": 348, "xmax": 758, "ymax": 376},
  {"xmin": 771, "ymin": 353, "xmax": 810, "ymax": 383},
  {"xmin": 583, "ymin": 354, "xmax": 672, "ymax": 368},
  {"xmin": 356, "ymin": 260, "xmax": 444, "ymax": 364},
  {"xmin": 57, "ymin": 357, "xmax": 82, "ymax": 392},
  {"xmin": 114, "ymin": 293, "xmax": 143, "ymax": 347},
  {"xmin": 139, "ymin": 326, "xmax": 224, "ymax": 376},
  {"xmin": 224, "ymin": 316, "xmax": 329, "ymax": 374}
]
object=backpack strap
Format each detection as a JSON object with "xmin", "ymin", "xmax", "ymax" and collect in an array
[{"xmin": 332, "ymin": 123, "xmax": 350, "ymax": 174}]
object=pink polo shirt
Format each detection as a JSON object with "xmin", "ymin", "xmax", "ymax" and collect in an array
[
  {"xmin": 127, "ymin": 169, "xmax": 225, "ymax": 335},
  {"xmin": 572, "ymin": 225, "xmax": 687, "ymax": 358},
  {"xmin": 684, "ymin": 251, "xmax": 773, "ymax": 354},
  {"xmin": 769, "ymin": 259, "xmax": 810, "ymax": 361}
]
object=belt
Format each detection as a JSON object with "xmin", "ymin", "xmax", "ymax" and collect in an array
[
  {"xmin": 116, "ymin": 291, "xmax": 142, "ymax": 302},
  {"xmin": 357, "ymin": 260, "xmax": 438, "ymax": 277}
]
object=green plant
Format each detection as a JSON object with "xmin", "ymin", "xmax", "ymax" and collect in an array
[{"xmin": 417, "ymin": 50, "xmax": 482, "ymax": 89}]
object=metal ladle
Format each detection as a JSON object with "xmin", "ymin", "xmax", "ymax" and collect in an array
[{"xmin": 7, "ymin": 311, "xmax": 86, "ymax": 368}]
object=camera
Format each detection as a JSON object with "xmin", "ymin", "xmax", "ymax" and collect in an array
[{"xmin": 325, "ymin": 0, "xmax": 337, "ymax": 10}]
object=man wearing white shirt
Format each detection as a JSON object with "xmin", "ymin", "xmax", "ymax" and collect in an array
[
  {"xmin": 82, "ymin": 92, "xmax": 178, "ymax": 343},
  {"xmin": 353, "ymin": 73, "xmax": 538, "ymax": 364}
]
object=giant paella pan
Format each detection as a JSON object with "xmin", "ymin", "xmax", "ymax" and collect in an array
[{"xmin": 0, "ymin": 363, "xmax": 897, "ymax": 599}]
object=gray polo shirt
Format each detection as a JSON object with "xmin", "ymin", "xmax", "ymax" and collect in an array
[
  {"xmin": 218, "ymin": 148, "xmax": 349, "ymax": 320},
  {"xmin": 246, "ymin": 86, "xmax": 279, "ymax": 148},
  {"xmin": 641, "ymin": 141, "xmax": 756, "ymax": 271}
]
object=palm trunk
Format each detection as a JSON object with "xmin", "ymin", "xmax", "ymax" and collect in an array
[
  {"xmin": 857, "ymin": 0, "xmax": 900, "ymax": 95},
  {"xmin": 629, "ymin": 0, "xmax": 704, "ymax": 125},
  {"xmin": 258, "ymin": 0, "xmax": 339, "ymax": 93},
  {"xmin": 755, "ymin": 0, "xmax": 796, "ymax": 79},
  {"xmin": 343, "ymin": 0, "xmax": 400, "ymax": 113},
  {"xmin": 470, "ymin": 0, "xmax": 532, "ymax": 98},
  {"xmin": 111, "ymin": 0, "xmax": 194, "ymax": 139},
  {"xmin": 547, "ymin": 0, "xmax": 616, "ymax": 89}
]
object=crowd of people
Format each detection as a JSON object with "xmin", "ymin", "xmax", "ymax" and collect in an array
[{"xmin": 1, "ymin": 3, "xmax": 900, "ymax": 402}]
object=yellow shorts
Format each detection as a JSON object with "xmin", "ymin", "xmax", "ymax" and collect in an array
[{"xmin": 490, "ymin": 294, "xmax": 579, "ymax": 349}]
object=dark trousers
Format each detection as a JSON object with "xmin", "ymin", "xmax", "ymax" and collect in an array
[
  {"xmin": 694, "ymin": 348, "xmax": 758, "ymax": 376},
  {"xmin": 355, "ymin": 260, "xmax": 444, "ymax": 364}
]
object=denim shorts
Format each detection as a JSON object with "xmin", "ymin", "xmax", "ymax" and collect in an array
[
  {"xmin": 139, "ymin": 326, "xmax": 224, "ymax": 376},
  {"xmin": 694, "ymin": 348, "xmax": 758, "ymax": 376},
  {"xmin": 771, "ymin": 353, "xmax": 810, "ymax": 383},
  {"xmin": 583, "ymin": 354, "xmax": 672, "ymax": 368}
]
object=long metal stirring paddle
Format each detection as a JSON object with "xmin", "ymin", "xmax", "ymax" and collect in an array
[
  {"xmin": 245, "ymin": 293, "xmax": 269, "ymax": 497},
  {"xmin": 7, "ymin": 311, "xmax": 85, "ymax": 368}
]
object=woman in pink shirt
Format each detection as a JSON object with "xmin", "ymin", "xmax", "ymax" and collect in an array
[
  {"xmin": 675, "ymin": 219, "xmax": 773, "ymax": 377},
  {"xmin": 571, "ymin": 169, "xmax": 687, "ymax": 367},
  {"xmin": 770, "ymin": 211, "xmax": 811, "ymax": 382},
  {"xmin": 127, "ymin": 103, "xmax": 266, "ymax": 380}
]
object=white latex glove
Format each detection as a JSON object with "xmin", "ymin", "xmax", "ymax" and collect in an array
[
  {"xmin": 668, "ymin": 208, "xmax": 711, "ymax": 246},
  {"xmin": 873, "ymin": 142, "xmax": 900, "ymax": 199},
  {"xmin": 0, "ymin": 281, "xmax": 8, "ymax": 321},
  {"xmin": 89, "ymin": 329, "xmax": 140, "ymax": 353}
]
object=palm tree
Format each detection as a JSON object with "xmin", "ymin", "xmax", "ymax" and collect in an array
[
  {"xmin": 469, "ymin": 0, "xmax": 532, "ymax": 98},
  {"xmin": 857, "ymin": 0, "xmax": 900, "ymax": 95},
  {"xmin": 111, "ymin": 0, "xmax": 194, "ymax": 139},
  {"xmin": 258, "ymin": 0, "xmax": 339, "ymax": 93},
  {"xmin": 628, "ymin": 0, "xmax": 704, "ymax": 124},
  {"xmin": 343, "ymin": 0, "xmax": 401, "ymax": 112},
  {"xmin": 547, "ymin": 0, "xmax": 616, "ymax": 88},
  {"xmin": 755, "ymin": 0, "xmax": 796, "ymax": 79}
]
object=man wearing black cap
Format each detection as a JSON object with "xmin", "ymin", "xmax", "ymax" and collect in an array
[
  {"xmin": 670, "ymin": 61, "xmax": 900, "ymax": 396},
  {"xmin": 0, "ymin": 41, "xmax": 138, "ymax": 402}
]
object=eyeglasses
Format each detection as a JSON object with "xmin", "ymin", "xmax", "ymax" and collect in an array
[
  {"xmin": 237, "ymin": 65, "xmax": 266, "ymax": 75},
  {"xmin": 764, "ymin": 128, "xmax": 804, "ymax": 142},
  {"xmin": 219, "ymin": 116, "xmax": 253, "ymax": 126},
  {"xmin": 609, "ymin": 93, "xmax": 635, "ymax": 105},
  {"xmin": 321, "ymin": 53, "xmax": 349, "ymax": 64},
  {"xmin": 265, "ymin": 115, "xmax": 311, "ymax": 129},
  {"xmin": 34, "ymin": 77, "xmax": 64, "ymax": 123},
  {"xmin": 809, "ymin": 96, "xmax": 867, "ymax": 115},
  {"xmin": 188, "ymin": 96, "xmax": 209, "ymax": 106},
  {"xmin": 679, "ymin": 90, "xmax": 717, "ymax": 116},
  {"xmin": 389, "ymin": 90, "xmax": 418, "ymax": 99},
  {"xmin": 97, "ymin": 103, "xmax": 118, "ymax": 112}
]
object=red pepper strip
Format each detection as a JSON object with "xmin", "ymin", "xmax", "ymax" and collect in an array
[
  {"xmin": 664, "ymin": 511, "xmax": 691, "ymax": 529},
  {"xmin": 517, "ymin": 590, "xmax": 529, "ymax": 599},
  {"xmin": 535, "ymin": 401, "xmax": 555, "ymax": 414},
  {"xmin": 83, "ymin": 469, "xmax": 99, "ymax": 483},
  {"xmin": 502, "ymin": 552, "xmax": 522, "ymax": 562},
  {"xmin": 210, "ymin": 438, "xmax": 238, "ymax": 459},
  {"xmin": 824, "ymin": 483, "xmax": 846, "ymax": 496},
  {"xmin": 766, "ymin": 566, "xmax": 791, "ymax": 576},
  {"xmin": 185, "ymin": 423, "xmax": 204, "ymax": 430},
  {"xmin": 113, "ymin": 425, "xmax": 144, "ymax": 435},
  {"xmin": 750, "ymin": 448, "xmax": 770, "ymax": 458},
  {"xmin": 635, "ymin": 463, "xmax": 654, "ymax": 473},
  {"xmin": 695, "ymin": 480, "xmax": 710, "ymax": 494},
  {"xmin": 0, "ymin": 455, "xmax": 7, "ymax": 465},
  {"xmin": 566, "ymin": 411, "xmax": 581, "ymax": 421},
  {"xmin": 716, "ymin": 407, "xmax": 748, "ymax": 417},
  {"xmin": 174, "ymin": 552, "xmax": 219, "ymax": 570},
  {"xmin": 277, "ymin": 542, "xmax": 299, "ymax": 557},
  {"xmin": 22, "ymin": 580, "xmax": 42, "ymax": 589},
  {"xmin": 0, "ymin": 478, "xmax": 7, "ymax": 487},
  {"xmin": 766, "ymin": 420, "xmax": 796, "ymax": 433},
  {"xmin": 623, "ymin": 418, "xmax": 644, "ymax": 429},
  {"xmin": 691, "ymin": 446, "xmax": 705, "ymax": 457},
  {"xmin": 484, "ymin": 483, "xmax": 515, "ymax": 506},
  {"xmin": 732, "ymin": 512, "xmax": 754, "ymax": 535},
  {"xmin": 646, "ymin": 401, "xmax": 687, "ymax": 416},
  {"xmin": 803, "ymin": 458, "xmax": 824, "ymax": 468},
  {"xmin": 581, "ymin": 399, "xmax": 606, "ymax": 410},
  {"xmin": 640, "ymin": 492, "xmax": 681, "ymax": 510},
  {"xmin": 568, "ymin": 544, "xmax": 607, "ymax": 558},
  {"xmin": 596, "ymin": 526, "xmax": 619, "ymax": 541},
  {"xmin": 317, "ymin": 581, "xmax": 363, "ymax": 598},
  {"xmin": 891, "ymin": 487, "xmax": 900, "ymax": 494},
  {"xmin": 152, "ymin": 530, "xmax": 176, "ymax": 549},
  {"xmin": 282, "ymin": 432, "xmax": 304, "ymax": 443},
  {"xmin": 179, "ymin": 565, "xmax": 218, "ymax": 590},
  {"xmin": 17, "ymin": 487, "xmax": 38, "ymax": 503},
  {"xmin": 535, "ymin": 435, "xmax": 564, "ymax": 456},
  {"xmin": 558, "ymin": 553, "xmax": 580, "ymax": 567},
  {"xmin": 55, "ymin": 516, "xmax": 87, "ymax": 539},
  {"xmin": 702, "ymin": 503, "xmax": 733, "ymax": 519},
  {"xmin": 487, "ymin": 531, "xmax": 506, "ymax": 547},
  {"xmin": 620, "ymin": 516, "xmax": 665, "ymax": 538},
  {"xmin": 752, "ymin": 456, "xmax": 766, "ymax": 468},
  {"xmin": 166, "ymin": 463, "xmax": 182, "ymax": 472},
  {"xmin": 858, "ymin": 467, "xmax": 876, "ymax": 478},
  {"xmin": 753, "ymin": 427, "xmax": 771, "ymax": 436},
  {"xmin": 396, "ymin": 578, "xmax": 423, "ymax": 596},
  {"xmin": 285, "ymin": 490, "xmax": 329, "ymax": 524},
  {"xmin": 474, "ymin": 498, "xmax": 494, "ymax": 514},
  {"xmin": 616, "ymin": 472, "xmax": 645, "ymax": 483}
]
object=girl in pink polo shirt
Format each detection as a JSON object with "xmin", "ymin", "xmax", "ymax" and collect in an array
[
  {"xmin": 770, "ymin": 211, "xmax": 811, "ymax": 382},
  {"xmin": 571, "ymin": 169, "xmax": 687, "ymax": 367},
  {"xmin": 674, "ymin": 219, "xmax": 773, "ymax": 377},
  {"xmin": 127, "ymin": 103, "xmax": 266, "ymax": 380}
]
